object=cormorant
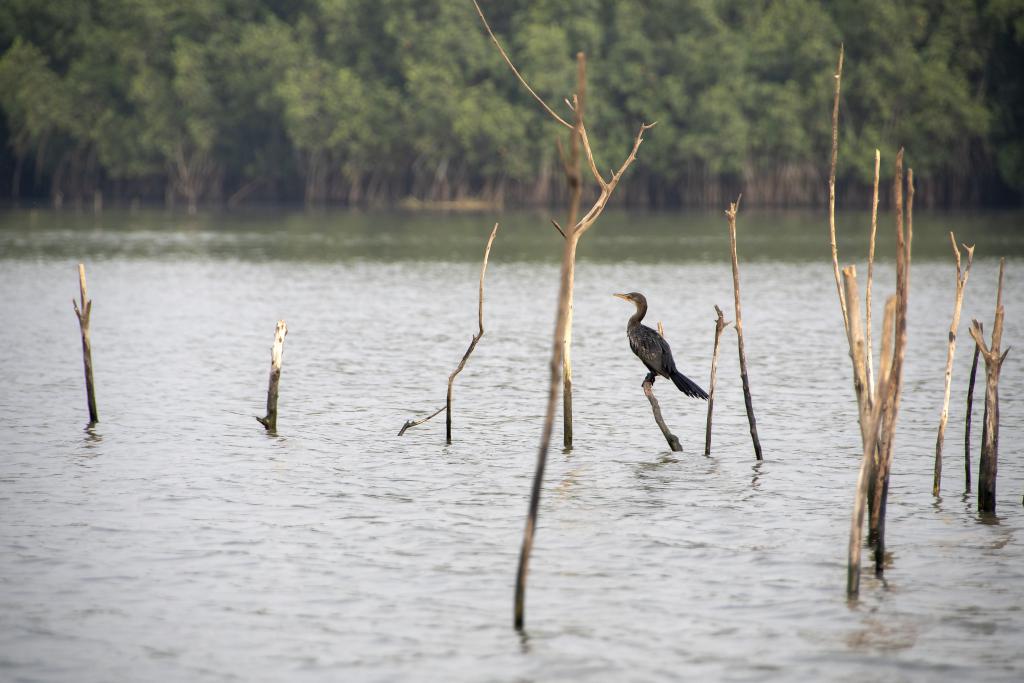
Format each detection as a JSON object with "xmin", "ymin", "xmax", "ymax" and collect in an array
[{"xmin": 614, "ymin": 292, "xmax": 709, "ymax": 399}]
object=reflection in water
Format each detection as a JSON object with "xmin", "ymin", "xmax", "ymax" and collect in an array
[
  {"xmin": 844, "ymin": 615, "xmax": 919, "ymax": 653},
  {"xmin": 750, "ymin": 460, "xmax": 764, "ymax": 490}
]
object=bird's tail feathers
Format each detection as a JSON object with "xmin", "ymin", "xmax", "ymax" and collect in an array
[{"xmin": 670, "ymin": 369, "xmax": 709, "ymax": 400}]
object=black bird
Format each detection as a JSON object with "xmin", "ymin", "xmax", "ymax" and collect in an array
[{"xmin": 614, "ymin": 292, "xmax": 708, "ymax": 399}]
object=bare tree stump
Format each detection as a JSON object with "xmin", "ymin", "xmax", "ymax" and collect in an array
[
  {"xmin": 725, "ymin": 198, "xmax": 763, "ymax": 460},
  {"xmin": 934, "ymin": 234, "xmax": 974, "ymax": 495},
  {"xmin": 969, "ymin": 258, "xmax": 1007, "ymax": 514},
  {"xmin": 965, "ymin": 322, "xmax": 982, "ymax": 490},
  {"xmin": 72, "ymin": 263, "xmax": 98, "ymax": 424},
  {"xmin": 256, "ymin": 320, "xmax": 288, "ymax": 431},
  {"xmin": 705, "ymin": 305, "xmax": 730, "ymax": 455}
]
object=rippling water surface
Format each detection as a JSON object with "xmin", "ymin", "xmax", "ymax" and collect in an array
[{"xmin": 1, "ymin": 208, "xmax": 1022, "ymax": 681}]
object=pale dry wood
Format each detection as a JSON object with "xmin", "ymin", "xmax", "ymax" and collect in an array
[
  {"xmin": 965, "ymin": 321, "xmax": 983, "ymax": 490},
  {"xmin": 872, "ymin": 152, "xmax": 911, "ymax": 576},
  {"xmin": 726, "ymin": 197, "xmax": 763, "ymax": 461},
  {"xmin": 72, "ymin": 263, "xmax": 98, "ymax": 424},
  {"xmin": 842, "ymin": 267, "xmax": 871, "ymax": 445},
  {"xmin": 933, "ymin": 234, "xmax": 974, "ymax": 495},
  {"xmin": 643, "ymin": 378, "xmax": 683, "ymax": 452},
  {"xmin": 399, "ymin": 223, "xmax": 499, "ymax": 441},
  {"xmin": 865, "ymin": 149, "xmax": 881, "ymax": 395},
  {"xmin": 828, "ymin": 45, "xmax": 849, "ymax": 333},
  {"xmin": 848, "ymin": 296, "xmax": 896, "ymax": 599},
  {"xmin": 705, "ymin": 305, "xmax": 731, "ymax": 456},
  {"xmin": 256, "ymin": 320, "xmax": 288, "ymax": 431},
  {"xmin": 969, "ymin": 258, "xmax": 1008, "ymax": 513}
]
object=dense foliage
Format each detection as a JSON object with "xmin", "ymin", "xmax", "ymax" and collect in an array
[{"xmin": 1, "ymin": 0, "xmax": 1021, "ymax": 208}]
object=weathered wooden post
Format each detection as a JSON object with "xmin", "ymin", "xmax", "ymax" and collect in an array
[
  {"xmin": 725, "ymin": 198, "xmax": 763, "ymax": 460},
  {"xmin": 969, "ymin": 258, "xmax": 1007, "ymax": 514},
  {"xmin": 256, "ymin": 320, "xmax": 288, "ymax": 432},
  {"xmin": 705, "ymin": 305, "xmax": 730, "ymax": 455},
  {"xmin": 72, "ymin": 263, "xmax": 98, "ymax": 424},
  {"xmin": 933, "ymin": 234, "xmax": 974, "ymax": 495}
]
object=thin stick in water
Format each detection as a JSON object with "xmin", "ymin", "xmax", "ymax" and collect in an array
[
  {"xmin": 705, "ymin": 305, "xmax": 730, "ymax": 456},
  {"xmin": 726, "ymin": 197, "xmax": 763, "ymax": 460},
  {"xmin": 72, "ymin": 263, "xmax": 98, "ymax": 424},
  {"xmin": 934, "ymin": 234, "xmax": 974, "ymax": 495},
  {"xmin": 398, "ymin": 223, "xmax": 500, "ymax": 442}
]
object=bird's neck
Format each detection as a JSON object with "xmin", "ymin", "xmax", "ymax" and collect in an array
[{"xmin": 628, "ymin": 301, "xmax": 647, "ymax": 328}]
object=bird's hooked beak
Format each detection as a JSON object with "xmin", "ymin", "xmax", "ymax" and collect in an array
[{"xmin": 613, "ymin": 293, "xmax": 630, "ymax": 302}]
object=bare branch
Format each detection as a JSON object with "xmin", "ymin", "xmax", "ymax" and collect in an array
[
  {"xmin": 828, "ymin": 44, "xmax": 849, "ymax": 334},
  {"xmin": 471, "ymin": 0, "xmax": 572, "ymax": 129},
  {"xmin": 550, "ymin": 219, "xmax": 567, "ymax": 240},
  {"xmin": 400, "ymin": 223, "xmax": 500, "ymax": 441}
]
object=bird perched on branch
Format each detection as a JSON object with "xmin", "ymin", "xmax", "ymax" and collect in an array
[{"xmin": 614, "ymin": 292, "xmax": 708, "ymax": 399}]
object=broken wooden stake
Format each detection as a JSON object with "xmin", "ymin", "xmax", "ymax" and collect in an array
[
  {"xmin": 256, "ymin": 320, "xmax": 288, "ymax": 432},
  {"xmin": 72, "ymin": 263, "xmax": 98, "ymax": 424},
  {"xmin": 969, "ymin": 258, "xmax": 1008, "ymax": 514},
  {"xmin": 934, "ymin": 233, "xmax": 974, "ymax": 495}
]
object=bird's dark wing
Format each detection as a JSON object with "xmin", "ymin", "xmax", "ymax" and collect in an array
[{"xmin": 628, "ymin": 324, "xmax": 673, "ymax": 377}]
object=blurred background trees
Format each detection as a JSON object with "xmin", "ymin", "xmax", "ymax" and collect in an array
[{"xmin": 0, "ymin": 0, "xmax": 1021, "ymax": 209}]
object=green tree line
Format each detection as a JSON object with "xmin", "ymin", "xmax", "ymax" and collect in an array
[{"xmin": 1, "ymin": 0, "xmax": 1021, "ymax": 209}]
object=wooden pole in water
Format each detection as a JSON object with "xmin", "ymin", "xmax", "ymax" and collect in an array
[
  {"xmin": 933, "ymin": 234, "xmax": 974, "ymax": 495},
  {"xmin": 256, "ymin": 320, "xmax": 288, "ymax": 431},
  {"xmin": 398, "ymin": 223, "xmax": 499, "ymax": 441},
  {"xmin": 705, "ymin": 305, "xmax": 730, "ymax": 455},
  {"xmin": 725, "ymin": 197, "xmax": 763, "ymax": 460},
  {"xmin": 965, "ymin": 322, "xmax": 983, "ymax": 490},
  {"xmin": 848, "ymin": 296, "xmax": 896, "ymax": 599},
  {"xmin": 72, "ymin": 263, "xmax": 98, "ymax": 424},
  {"xmin": 969, "ymin": 258, "xmax": 1007, "ymax": 514}
]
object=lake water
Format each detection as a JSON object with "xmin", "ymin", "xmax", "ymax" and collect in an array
[{"xmin": 1, "ymin": 207, "xmax": 1022, "ymax": 682}]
